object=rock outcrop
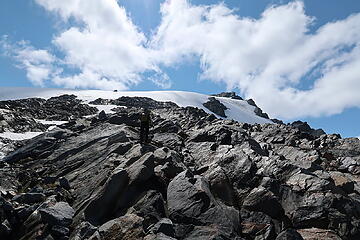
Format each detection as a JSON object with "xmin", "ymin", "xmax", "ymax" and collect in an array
[
  {"xmin": 0, "ymin": 95, "xmax": 360, "ymax": 240},
  {"xmin": 203, "ymin": 97, "xmax": 228, "ymax": 117}
]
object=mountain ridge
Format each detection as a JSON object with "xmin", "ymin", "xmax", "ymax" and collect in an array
[{"xmin": 0, "ymin": 90, "xmax": 359, "ymax": 240}]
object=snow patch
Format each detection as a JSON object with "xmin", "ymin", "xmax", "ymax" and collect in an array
[
  {"xmin": 89, "ymin": 104, "xmax": 119, "ymax": 114},
  {"xmin": 36, "ymin": 119, "xmax": 68, "ymax": 125},
  {"xmin": 0, "ymin": 132, "xmax": 43, "ymax": 141},
  {"xmin": 0, "ymin": 87, "xmax": 273, "ymax": 124}
]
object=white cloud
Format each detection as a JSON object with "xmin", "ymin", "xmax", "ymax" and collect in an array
[
  {"xmin": 3, "ymin": 0, "xmax": 360, "ymax": 119},
  {"xmin": 30, "ymin": 0, "xmax": 165, "ymax": 90},
  {"xmin": 1, "ymin": 38, "xmax": 58, "ymax": 86},
  {"xmin": 152, "ymin": 0, "xmax": 360, "ymax": 119}
]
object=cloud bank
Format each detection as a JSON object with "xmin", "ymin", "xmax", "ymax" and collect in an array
[{"xmin": 2, "ymin": 0, "xmax": 360, "ymax": 119}]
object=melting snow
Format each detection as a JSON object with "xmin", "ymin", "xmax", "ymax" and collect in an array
[{"xmin": 0, "ymin": 131, "xmax": 43, "ymax": 141}]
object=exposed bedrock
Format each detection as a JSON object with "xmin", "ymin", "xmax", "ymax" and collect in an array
[{"xmin": 0, "ymin": 95, "xmax": 360, "ymax": 239}]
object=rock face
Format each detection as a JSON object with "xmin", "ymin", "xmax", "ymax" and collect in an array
[
  {"xmin": 212, "ymin": 91, "xmax": 243, "ymax": 100},
  {"xmin": 203, "ymin": 97, "xmax": 228, "ymax": 117},
  {"xmin": 1, "ymin": 95, "xmax": 360, "ymax": 240}
]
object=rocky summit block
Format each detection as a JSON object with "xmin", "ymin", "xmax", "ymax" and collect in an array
[{"xmin": 0, "ymin": 96, "xmax": 360, "ymax": 240}]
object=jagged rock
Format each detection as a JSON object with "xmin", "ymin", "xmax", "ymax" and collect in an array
[
  {"xmin": 0, "ymin": 95, "xmax": 97, "ymax": 121},
  {"xmin": 50, "ymin": 225, "xmax": 69, "ymax": 238},
  {"xmin": 39, "ymin": 202, "xmax": 75, "ymax": 227},
  {"xmin": 167, "ymin": 171, "xmax": 240, "ymax": 237},
  {"xmin": 203, "ymin": 97, "xmax": 228, "ymax": 117},
  {"xmin": 212, "ymin": 91, "xmax": 243, "ymax": 100},
  {"xmin": 127, "ymin": 190, "xmax": 167, "ymax": 230},
  {"xmin": 246, "ymin": 99, "xmax": 270, "ymax": 119},
  {"xmin": 70, "ymin": 221, "xmax": 97, "ymax": 240},
  {"xmin": 150, "ymin": 218, "xmax": 175, "ymax": 237},
  {"xmin": 84, "ymin": 168, "xmax": 129, "ymax": 225},
  {"xmin": 98, "ymin": 110, "xmax": 107, "ymax": 121},
  {"xmin": 291, "ymin": 121, "xmax": 326, "ymax": 138},
  {"xmin": 91, "ymin": 214, "xmax": 145, "ymax": 240},
  {"xmin": 243, "ymin": 187, "xmax": 284, "ymax": 219}
]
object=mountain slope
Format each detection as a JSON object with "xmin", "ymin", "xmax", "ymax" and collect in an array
[{"xmin": 0, "ymin": 89, "xmax": 359, "ymax": 240}]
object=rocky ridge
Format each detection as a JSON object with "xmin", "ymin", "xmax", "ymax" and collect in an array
[{"xmin": 0, "ymin": 95, "xmax": 359, "ymax": 240}]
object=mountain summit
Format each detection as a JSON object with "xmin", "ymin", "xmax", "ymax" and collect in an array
[{"xmin": 0, "ymin": 88, "xmax": 359, "ymax": 240}]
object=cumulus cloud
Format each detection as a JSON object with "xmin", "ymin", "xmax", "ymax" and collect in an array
[
  {"xmin": 152, "ymin": 0, "xmax": 360, "ymax": 119},
  {"xmin": 1, "ymin": 37, "xmax": 59, "ymax": 86},
  {"xmin": 3, "ymin": 0, "xmax": 360, "ymax": 119},
  {"xmin": 29, "ymin": 0, "xmax": 166, "ymax": 90}
]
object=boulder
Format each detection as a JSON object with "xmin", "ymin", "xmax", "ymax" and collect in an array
[
  {"xmin": 167, "ymin": 171, "xmax": 240, "ymax": 237},
  {"xmin": 243, "ymin": 187, "xmax": 284, "ymax": 219},
  {"xmin": 93, "ymin": 214, "xmax": 145, "ymax": 240},
  {"xmin": 84, "ymin": 168, "xmax": 129, "ymax": 225},
  {"xmin": 39, "ymin": 202, "xmax": 75, "ymax": 227}
]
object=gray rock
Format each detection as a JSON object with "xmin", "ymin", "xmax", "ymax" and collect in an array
[
  {"xmin": 243, "ymin": 187, "xmax": 284, "ymax": 219},
  {"xmin": 167, "ymin": 171, "xmax": 240, "ymax": 237},
  {"xmin": 95, "ymin": 214, "xmax": 145, "ymax": 240},
  {"xmin": 84, "ymin": 168, "xmax": 129, "ymax": 225},
  {"xmin": 39, "ymin": 202, "xmax": 75, "ymax": 227}
]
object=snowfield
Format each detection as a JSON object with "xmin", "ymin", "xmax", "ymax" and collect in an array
[
  {"xmin": 0, "ymin": 87, "xmax": 272, "ymax": 124},
  {"xmin": 0, "ymin": 87, "xmax": 273, "ymax": 141}
]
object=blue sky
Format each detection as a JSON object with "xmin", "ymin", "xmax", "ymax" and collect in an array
[{"xmin": 1, "ymin": 0, "xmax": 360, "ymax": 137}]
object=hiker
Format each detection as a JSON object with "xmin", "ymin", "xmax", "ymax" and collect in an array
[{"xmin": 140, "ymin": 108, "xmax": 151, "ymax": 143}]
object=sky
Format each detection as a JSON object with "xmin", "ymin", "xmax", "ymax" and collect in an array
[{"xmin": 0, "ymin": 0, "xmax": 360, "ymax": 138}]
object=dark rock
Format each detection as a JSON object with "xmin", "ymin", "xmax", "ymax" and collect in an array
[
  {"xmin": 98, "ymin": 110, "xmax": 107, "ymax": 120},
  {"xmin": 167, "ymin": 171, "xmax": 240, "ymax": 237},
  {"xmin": 203, "ymin": 97, "xmax": 228, "ymax": 118},
  {"xmin": 150, "ymin": 218, "xmax": 175, "ymax": 237},
  {"xmin": 246, "ymin": 99, "xmax": 270, "ymax": 119},
  {"xmin": 13, "ymin": 193, "xmax": 45, "ymax": 204},
  {"xmin": 243, "ymin": 187, "xmax": 284, "ymax": 219},
  {"xmin": 84, "ymin": 168, "xmax": 129, "ymax": 225},
  {"xmin": 59, "ymin": 177, "xmax": 71, "ymax": 190},
  {"xmin": 275, "ymin": 229, "xmax": 303, "ymax": 240},
  {"xmin": 128, "ymin": 190, "xmax": 167, "ymax": 230},
  {"xmin": 1, "ymin": 95, "xmax": 360, "ymax": 240},
  {"xmin": 70, "ymin": 221, "xmax": 97, "ymax": 240},
  {"xmin": 0, "ymin": 219, "xmax": 12, "ymax": 238},
  {"xmin": 212, "ymin": 92, "xmax": 243, "ymax": 100},
  {"xmin": 94, "ymin": 214, "xmax": 145, "ymax": 240},
  {"xmin": 51, "ymin": 225, "xmax": 70, "ymax": 238},
  {"xmin": 290, "ymin": 121, "xmax": 325, "ymax": 138},
  {"xmin": 39, "ymin": 202, "xmax": 75, "ymax": 227}
]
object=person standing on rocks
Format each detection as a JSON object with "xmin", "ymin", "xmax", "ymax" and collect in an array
[{"xmin": 140, "ymin": 108, "xmax": 151, "ymax": 143}]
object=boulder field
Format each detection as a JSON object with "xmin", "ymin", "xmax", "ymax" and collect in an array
[{"xmin": 0, "ymin": 95, "xmax": 360, "ymax": 240}]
